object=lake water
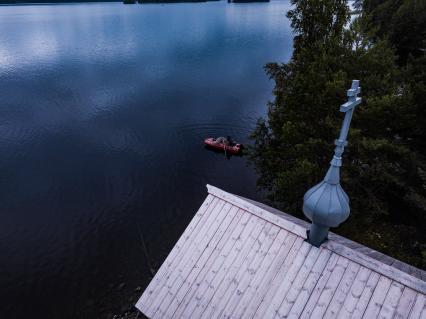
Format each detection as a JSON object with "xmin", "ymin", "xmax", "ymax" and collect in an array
[{"xmin": 0, "ymin": 1, "xmax": 292, "ymax": 317}]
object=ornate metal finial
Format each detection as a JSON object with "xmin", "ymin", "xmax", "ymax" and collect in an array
[{"xmin": 303, "ymin": 80, "xmax": 362, "ymax": 247}]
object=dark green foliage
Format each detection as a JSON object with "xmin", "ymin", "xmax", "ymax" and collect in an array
[
  {"xmin": 250, "ymin": 0, "xmax": 426, "ymax": 268},
  {"xmin": 362, "ymin": 0, "xmax": 426, "ymax": 62}
]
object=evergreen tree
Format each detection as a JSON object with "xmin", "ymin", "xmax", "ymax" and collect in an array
[
  {"xmin": 250, "ymin": 0, "xmax": 426, "ymax": 268},
  {"xmin": 362, "ymin": 0, "xmax": 426, "ymax": 62}
]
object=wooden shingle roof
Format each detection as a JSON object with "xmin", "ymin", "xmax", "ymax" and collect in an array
[{"xmin": 136, "ymin": 185, "xmax": 426, "ymax": 318}]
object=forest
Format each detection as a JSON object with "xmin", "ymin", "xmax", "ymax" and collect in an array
[{"xmin": 250, "ymin": 0, "xmax": 426, "ymax": 269}]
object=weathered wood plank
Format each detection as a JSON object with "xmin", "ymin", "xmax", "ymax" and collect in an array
[
  {"xmin": 377, "ymin": 281, "xmax": 404, "ymax": 319},
  {"xmin": 421, "ymin": 270, "xmax": 426, "ymax": 282},
  {"xmin": 350, "ymin": 271, "xmax": 381, "ymax": 319},
  {"xmin": 194, "ymin": 216, "xmax": 266, "ymax": 319},
  {"xmin": 154, "ymin": 199, "xmax": 232, "ymax": 317},
  {"xmin": 228, "ymin": 230, "xmax": 290, "ymax": 319},
  {"xmin": 200, "ymin": 222, "xmax": 271, "ymax": 319},
  {"xmin": 217, "ymin": 224, "xmax": 281, "ymax": 319},
  {"xmin": 308, "ymin": 256, "xmax": 350, "ymax": 318},
  {"xmin": 288, "ymin": 249, "xmax": 339, "ymax": 319},
  {"xmin": 276, "ymin": 248, "xmax": 331, "ymax": 319},
  {"xmin": 181, "ymin": 212, "xmax": 257, "ymax": 318},
  {"xmin": 336, "ymin": 267, "xmax": 372, "ymax": 318},
  {"xmin": 163, "ymin": 206, "xmax": 242, "ymax": 318},
  {"xmin": 420, "ymin": 301, "xmax": 426, "ymax": 319},
  {"xmin": 241, "ymin": 233, "xmax": 299, "ymax": 319},
  {"xmin": 362, "ymin": 276, "xmax": 393, "ymax": 319},
  {"xmin": 262, "ymin": 241, "xmax": 314, "ymax": 318},
  {"xmin": 393, "ymin": 287, "xmax": 417, "ymax": 319},
  {"xmin": 324, "ymin": 241, "xmax": 426, "ymax": 294},
  {"xmin": 207, "ymin": 184, "xmax": 307, "ymax": 238},
  {"xmin": 252, "ymin": 237, "xmax": 305, "ymax": 319},
  {"xmin": 146, "ymin": 198, "xmax": 226, "ymax": 317},
  {"xmin": 408, "ymin": 293, "xmax": 425, "ymax": 319},
  {"xmin": 169, "ymin": 208, "xmax": 246, "ymax": 318},
  {"xmin": 181, "ymin": 213, "xmax": 261, "ymax": 318},
  {"xmin": 153, "ymin": 201, "xmax": 233, "ymax": 318},
  {"xmin": 136, "ymin": 195, "xmax": 215, "ymax": 312},
  {"xmin": 410, "ymin": 268, "xmax": 422, "ymax": 281},
  {"xmin": 298, "ymin": 253, "xmax": 340, "ymax": 319},
  {"xmin": 213, "ymin": 225, "xmax": 282, "ymax": 318},
  {"xmin": 323, "ymin": 261, "xmax": 361, "ymax": 319}
]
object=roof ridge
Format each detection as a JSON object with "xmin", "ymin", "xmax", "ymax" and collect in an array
[{"xmin": 206, "ymin": 184, "xmax": 426, "ymax": 294}]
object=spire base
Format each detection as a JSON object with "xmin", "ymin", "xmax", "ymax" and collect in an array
[{"xmin": 306, "ymin": 224, "xmax": 329, "ymax": 247}]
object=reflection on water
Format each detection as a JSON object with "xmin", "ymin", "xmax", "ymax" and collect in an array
[{"xmin": 0, "ymin": 2, "xmax": 292, "ymax": 318}]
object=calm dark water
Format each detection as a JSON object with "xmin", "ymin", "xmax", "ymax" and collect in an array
[{"xmin": 0, "ymin": 2, "xmax": 292, "ymax": 318}]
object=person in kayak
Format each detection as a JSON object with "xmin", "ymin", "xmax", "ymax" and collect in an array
[
  {"xmin": 215, "ymin": 136, "xmax": 229, "ymax": 146},
  {"xmin": 204, "ymin": 136, "xmax": 242, "ymax": 154},
  {"xmin": 227, "ymin": 136, "xmax": 234, "ymax": 146}
]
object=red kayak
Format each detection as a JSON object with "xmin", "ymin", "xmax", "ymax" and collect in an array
[{"xmin": 204, "ymin": 137, "xmax": 242, "ymax": 155}]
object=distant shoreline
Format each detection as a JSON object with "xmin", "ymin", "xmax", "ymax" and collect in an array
[
  {"xmin": 1, "ymin": 0, "xmax": 271, "ymax": 5},
  {"xmin": 0, "ymin": 0, "xmax": 119, "ymax": 4}
]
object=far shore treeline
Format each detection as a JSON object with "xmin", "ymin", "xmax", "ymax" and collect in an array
[
  {"xmin": 0, "ymin": 0, "xmax": 266, "ymax": 3},
  {"xmin": 0, "ymin": 0, "xmax": 117, "ymax": 3},
  {"xmin": 250, "ymin": 0, "xmax": 426, "ymax": 269}
]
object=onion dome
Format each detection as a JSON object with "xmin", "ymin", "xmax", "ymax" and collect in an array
[{"xmin": 303, "ymin": 167, "xmax": 350, "ymax": 228}]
